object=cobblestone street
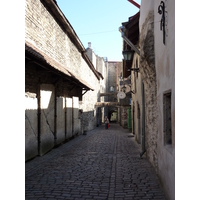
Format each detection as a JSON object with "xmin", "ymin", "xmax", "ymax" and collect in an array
[{"xmin": 25, "ymin": 124, "xmax": 166, "ymax": 200}]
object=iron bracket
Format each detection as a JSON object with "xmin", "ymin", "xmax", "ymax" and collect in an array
[{"xmin": 158, "ymin": 1, "xmax": 166, "ymax": 45}]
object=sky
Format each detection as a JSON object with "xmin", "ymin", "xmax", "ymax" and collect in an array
[{"xmin": 56, "ymin": 0, "xmax": 141, "ymax": 61}]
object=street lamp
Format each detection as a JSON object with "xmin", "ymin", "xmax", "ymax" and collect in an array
[{"xmin": 122, "ymin": 50, "xmax": 134, "ymax": 61}]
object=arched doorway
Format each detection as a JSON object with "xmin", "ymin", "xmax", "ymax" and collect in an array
[{"xmin": 108, "ymin": 109, "xmax": 118, "ymax": 123}]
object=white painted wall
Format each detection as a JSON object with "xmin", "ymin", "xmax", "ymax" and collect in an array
[
  {"xmin": 40, "ymin": 84, "xmax": 55, "ymax": 156},
  {"xmin": 140, "ymin": 1, "xmax": 175, "ymax": 199},
  {"xmin": 154, "ymin": 1, "xmax": 175, "ymax": 199},
  {"xmin": 139, "ymin": 0, "xmax": 154, "ymax": 32},
  {"xmin": 131, "ymin": 54, "xmax": 143, "ymax": 144},
  {"xmin": 66, "ymin": 98, "xmax": 73, "ymax": 139},
  {"xmin": 25, "ymin": 93, "xmax": 38, "ymax": 160}
]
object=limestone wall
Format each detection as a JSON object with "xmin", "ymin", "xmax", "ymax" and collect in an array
[
  {"xmin": 25, "ymin": 0, "xmax": 101, "ymax": 160},
  {"xmin": 140, "ymin": 9, "xmax": 158, "ymax": 172}
]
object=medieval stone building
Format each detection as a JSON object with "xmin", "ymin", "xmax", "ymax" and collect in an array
[
  {"xmin": 25, "ymin": 0, "xmax": 124, "ymax": 162},
  {"xmin": 25, "ymin": 0, "xmax": 102, "ymax": 161},
  {"xmin": 85, "ymin": 43, "xmax": 123, "ymax": 124},
  {"xmin": 120, "ymin": 0, "xmax": 175, "ymax": 199}
]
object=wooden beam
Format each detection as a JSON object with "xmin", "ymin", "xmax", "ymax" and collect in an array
[
  {"xmin": 95, "ymin": 102, "xmax": 120, "ymax": 107},
  {"xmin": 100, "ymin": 92, "xmax": 117, "ymax": 97}
]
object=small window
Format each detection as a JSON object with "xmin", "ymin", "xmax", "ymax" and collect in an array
[
  {"xmin": 163, "ymin": 91, "xmax": 172, "ymax": 145},
  {"xmin": 110, "ymin": 86, "xmax": 115, "ymax": 92}
]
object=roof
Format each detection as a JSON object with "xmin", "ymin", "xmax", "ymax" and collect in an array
[
  {"xmin": 25, "ymin": 41, "xmax": 94, "ymax": 91},
  {"xmin": 122, "ymin": 11, "xmax": 140, "ymax": 78},
  {"xmin": 122, "ymin": 11, "xmax": 140, "ymax": 46}
]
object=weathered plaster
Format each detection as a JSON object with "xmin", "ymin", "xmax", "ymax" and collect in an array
[
  {"xmin": 25, "ymin": 92, "xmax": 38, "ymax": 161},
  {"xmin": 154, "ymin": 0, "xmax": 175, "ymax": 199},
  {"xmin": 40, "ymin": 84, "xmax": 55, "ymax": 156},
  {"xmin": 139, "ymin": 1, "xmax": 175, "ymax": 199},
  {"xmin": 140, "ymin": 10, "xmax": 158, "ymax": 172}
]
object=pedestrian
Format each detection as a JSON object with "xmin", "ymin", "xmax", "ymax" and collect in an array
[{"xmin": 104, "ymin": 116, "xmax": 109, "ymax": 129}]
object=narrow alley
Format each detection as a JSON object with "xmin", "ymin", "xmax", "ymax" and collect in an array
[{"xmin": 25, "ymin": 124, "xmax": 166, "ymax": 200}]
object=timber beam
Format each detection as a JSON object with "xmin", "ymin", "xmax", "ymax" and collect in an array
[{"xmin": 95, "ymin": 102, "xmax": 120, "ymax": 107}]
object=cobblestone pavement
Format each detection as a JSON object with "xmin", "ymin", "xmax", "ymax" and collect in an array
[{"xmin": 25, "ymin": 124, "xmax": 167, "ymax": 200}]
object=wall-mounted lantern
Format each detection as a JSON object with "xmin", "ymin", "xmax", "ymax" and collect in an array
[
  {"xmin": 158, "ymin": 1, "xmax": 166, "ymax": 45},
  {"xmin": 122, "ymin": 50, "xmax": 134, "ymax": 61}
]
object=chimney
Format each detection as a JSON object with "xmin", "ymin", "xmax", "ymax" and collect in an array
[{"xmin": 88, "ymin": 42, "xmax": 92, "ymax": 49}]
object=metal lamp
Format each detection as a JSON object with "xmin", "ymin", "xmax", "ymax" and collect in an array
[{"xmin": 122, "ymin": 50, "xmax": 134, "ymax": 61}]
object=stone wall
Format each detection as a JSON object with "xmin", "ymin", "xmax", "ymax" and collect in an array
[
  {"xmin": 140, "ymin": 10, "xmax": 158, "ymax": 172},
  {"xmin": 85, "ymin": 46, "xmax": 97, "ymax": 70},
  {"xmin": 120, "ymin": 106, "xmax": 130, "ymax": 128},
  {"xmin": 139, "ymin": 1, "xmax": 175, "ymax": 199},
  {"xmin": 107, "ymin": 62, "xmax": 117, "ymax": 95},
  {"xmin": 25, "ymin": 0, "xmax": 101, "ymax": 160},
  {"xmin": 25, "ymin": 0, "xmax": 99, "ymax": 85},
  {"xmin": 131, "ymin": 53, "xmax": 144, "ymax": 144}
]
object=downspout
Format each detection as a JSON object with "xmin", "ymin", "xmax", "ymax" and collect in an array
[
  {"xmin": 140, "ymin": 82, "xmax": 146, "ymax": 157},
  {"xmin": 127, "ymin": 0, "xmax": 140, "ymax": 9}
]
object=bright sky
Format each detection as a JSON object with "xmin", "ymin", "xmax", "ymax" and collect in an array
[{"xmin": 56, "ymin": 0, "xmax": 141, "ymax": 61}]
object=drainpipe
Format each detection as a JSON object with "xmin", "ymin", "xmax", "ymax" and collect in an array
[
  {"xmin": 140, "ymin": 82, "xmax": 146, "ymax": 157},
  {"xmin": 128, "ymin": 0, "xmax": 140, "ymax": 9}
]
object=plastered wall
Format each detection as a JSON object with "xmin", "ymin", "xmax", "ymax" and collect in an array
[
  {"xmin": 140, "ymin": 1, "xmax": 175, "ymax": 199},
  {"xmin": 25, "ymin": 92, "xmax": 38, "ymax": 160},
  {"xmin": 40, "ymin": 84, "xmax": 55, "ymax": 156}
]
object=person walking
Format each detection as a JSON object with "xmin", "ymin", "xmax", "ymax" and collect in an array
[{"xmin": 104, "ymin": 116, "xmax": 109, "ymax": 129}]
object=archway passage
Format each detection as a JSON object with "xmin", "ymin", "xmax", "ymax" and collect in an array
[{"xmin": 109, "ymin": 110, "xmax": 118, "ymax": 123}]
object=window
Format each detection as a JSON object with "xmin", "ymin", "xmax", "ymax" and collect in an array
[
  {"xmin": 163, "ymin": 91, "xmax": 172, "ymax": 145},
  {"xmin": 110, "ymin": 86, "xmax": 115, "ymax": 92}
]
